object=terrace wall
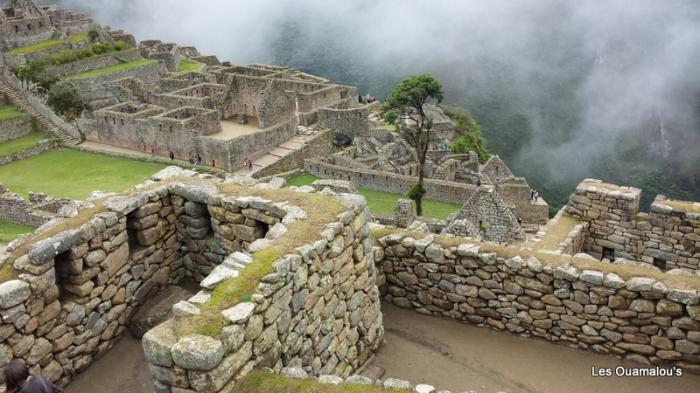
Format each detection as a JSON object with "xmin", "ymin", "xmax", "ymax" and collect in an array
[
  {"xmin": 304, "ymin": 157, "xmax": 474, "ymax": 204},
  {"xmin": 375, "ymin": 232, "xmax": 700, "ymax": 373},
  {"xmin": 45, "ymin": 49, "xmax": 142, "ymax": 79},
  {"xmin": 0, "ymin": 113, "xmax": 31, "ymax": 142}
]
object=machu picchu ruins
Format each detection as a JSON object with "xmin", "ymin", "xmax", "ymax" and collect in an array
[{"xmin": 0, "ymin": 1, "xmax": 698, "ymax": 392}]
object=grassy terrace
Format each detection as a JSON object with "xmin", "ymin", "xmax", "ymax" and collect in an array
[
  {"xmin": 5, "ymin": 33, "xmax": 88, "ymax": 55},
  {"xmin": 0, "ymin": 221, "xmax": 35, "ymax": 244},
  {"xmin": 0, "ymin": 148, "xmax": 165, "ymax": 199},
  {"xmin": 65, "ymin": 58, "xmax": 157, "ymax": 80},
  {"xmin": 288, "ymin": 172, "xmax": 460, "ymax": 220},
  {"xmin": 177, "ymin": 59, "xmax": 204, "ymax": 72},
  {"xmin": 0, "ymin": 130, "xmax": 51, "ymax": 157},
  {"xmin": 0, "ymin": 105, "xmax": 24, "ymax": 121},
  {"xmin": 232, "ymin": 372, "xmax": 404, "ymax": 393}
]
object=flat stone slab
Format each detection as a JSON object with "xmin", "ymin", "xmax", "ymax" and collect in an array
[
  {"xmin": 360, "ymin": 365, "xmax": 385, "ymax": 382},
  {"xmin": 221, "ymin": 302, "xmax": 255, "ymax": 323},
  {"xmin": 200, "ymin": 265, "xmax": 239, "ymax": 289},
  {"xmin": 254, "ymin": 154, "xmax": 280, "ymax": 166}
]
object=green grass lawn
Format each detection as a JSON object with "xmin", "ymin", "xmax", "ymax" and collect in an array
[
  {"xmin": 65, "ymin": 58, "xmax": 157, "ymax": 80},
  {"xmin": 0, "ymin": 130, "xmax": 51, "ymax": 157},
  {"xmin": 67, "ymin": 33, "xmax": 88, "ymax": 43},
  {"xmin": 288, "ymin": 172, "xmax": 460, "ymax": 220},
  {"xmin": 177, "ymin": 59, "xmax": 204, "ymax": 72},
  {"xmin": 0, "ymin": 105, "xmax": 24, "ymax": 121},
  {"xmin": 0, "ymin": 221, "xmax": 35, "ymax": 244},
  {"xmin": 0, "ymin": 148, "xmax": 166, "ymax": 199},
  {"xmin": 6, "ymin": 39, "xmax": 65, "ymax": 55}
]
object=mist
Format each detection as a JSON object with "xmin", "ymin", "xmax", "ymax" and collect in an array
[{"xmin": 53, "ymin": 0, "xmax": 700, "ymax": 207}]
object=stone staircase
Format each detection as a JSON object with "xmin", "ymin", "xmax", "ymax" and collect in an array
[
  {"xmin": 0, "ymin": 78, "xmax": 82, "ymax": 145},
  {"xmin": 235, "ymin": 125, "xmax": 318, "ymax": 176}
]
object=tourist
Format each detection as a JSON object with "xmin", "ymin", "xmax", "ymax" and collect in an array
[
  {"xmin": 242, "ymin": 158, "xmax": 248, "ymax": 170},
  {"xmin": 169, "ymin": 151, "xmax": 175, "ymax": 160},
  {"xmin": 196, "ymin": 154, "xmax": 203, "ymax": 166},
  {"xmin": 188, "ymin": 152, "xmax": 194, "ymax": 165},
  {"xmin": 534, "ymin": 191, "xmax": 539, "ymax": 201},
  {"xmin": 247, "ymin": 159, "xmax": 253, "ymax": 173},
  {"xmin": 149, "ymin": 146, "xmax": 156, "ymax": 160},
  {"xmin": 211, "ymin": 159, "xmax": 216, "ymax": 168},
  {"xmin": 3, "ymin": 359, "xmax": 64, "ymax": 393},
  {"xmin": 530, "ymin": 188, "xmax": 535, "ymax": 201}
]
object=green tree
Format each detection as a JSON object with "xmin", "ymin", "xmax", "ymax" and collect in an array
[
  {"xmin": 380, "ymin": 73, "xmax": 444, "ymax": 216},
  {"xmin": 47, "ymin": 83, "xmax": 84, "ymax": 119}
]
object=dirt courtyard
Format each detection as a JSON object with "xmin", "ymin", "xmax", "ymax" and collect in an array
[{"xmin": 371, "ymin": 303, "xmax": 700, "ymax": 393}]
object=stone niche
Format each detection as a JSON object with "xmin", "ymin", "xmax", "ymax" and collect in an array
[{"xmin": 0, "ymin": 172, "xmax": 383, "ymax": 392}]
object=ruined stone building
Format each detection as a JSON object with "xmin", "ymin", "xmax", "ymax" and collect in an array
[{"xmin": 0, "ymin": 0, "xmax": 91, "ymax": 50}]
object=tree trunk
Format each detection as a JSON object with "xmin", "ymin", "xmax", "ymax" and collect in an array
[{"xmin": 416, "ymin": 168, "xmax": 424, "ymax": 216}]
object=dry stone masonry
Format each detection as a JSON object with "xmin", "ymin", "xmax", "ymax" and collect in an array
[
  {"xmin": 567, "ymin": 179, "xmax": 700, "ymax": 272},
  {"xmin": 375, "ymin": 232, "xmax": 700, "ymax": 373},
  {"xmin": 0, "ymin": 167, "xmax": 382, "ymax": 391}
]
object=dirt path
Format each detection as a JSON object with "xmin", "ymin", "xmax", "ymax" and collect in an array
[
  {"xmin": 371, "ymin": 303, "xmax": 700, "ymax": 393},
  {"xmin": 66, "ymin": 335, "xmax": 154, "ymax": 393}
]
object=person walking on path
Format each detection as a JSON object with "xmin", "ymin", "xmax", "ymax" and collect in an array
[
  {"xmin": 169, "ymin": 151, "xmax": 175, "ymax": 160},
  {"xmin": 3, "ymin": 359, "xmax": 64, "ymax": 393},
  {"xmin": 247, "ymin": 158, "xmax": 253, "ymax": 173}
]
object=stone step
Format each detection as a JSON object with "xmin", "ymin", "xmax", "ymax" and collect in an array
[{"xmin": 269, "ymin": 147, "xmax": 293, "ymax": 157}]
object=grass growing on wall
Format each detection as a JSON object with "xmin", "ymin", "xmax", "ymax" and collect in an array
[
  {"xmin": 0, "ymin": 221, "xmax": 35, "ymax": 244},
  {"xmin": 288, "ymin": 172, "xmax": 461, "ymax": 220},
  {"xmin": 232, "ymin": 372, "xmax": 406, "ymax": 393},
  {"xmin": 0, "ymin": 148, "xmax": 165, "ymax": 199},
  {"xmin": 0, "ymin": 106, "xmax": 24, "ymax": 121},
  {"xmin": 177, "ymin": 59, "xmax": 203, "ymax": 72},
  {"xmin": 0, "ymin": 130, "xmax": 51, "ymax": 157},
  {"xmin": 64, "ymin": 58, "xmax": 157, "ymax": 80},
  {"xmin": 67, "ymin": 33, "xmax": 88, "ymax": 43},
  {"xmin": 176, "ymin": 185, "xmax": 347, "ymax": 338}
]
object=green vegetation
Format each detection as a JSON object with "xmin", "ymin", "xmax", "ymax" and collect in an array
[
  {"xmin": 288, "ymin": 172, "xmax": 460, "ymax": 220},
  {"xmin": 0, "ymin": 130, "xmax": 51, "ymax": 157},
  {"xmin": 0, "ymin": 105, "xmax": 24, "ymax": 121},
  {"xmin": 0, "ymin": 221, "xmax": 35, "ymax": 244},
  {"xmin": 67, "ymin": 33, "xmax": 88, "ymax": 43},
  {"xmin": 0, "ymin": 149, "xmax": 165, "ymax": 199},
  {"xmin": 443, "ymin": 105, "xmax": 490, "ymax": 163},
  {"xmin": 6, "ymin": 39, "xmax": 65, "ymax": 55},
  {"xmin": 177, "ymin": 59, "xmax": 203, "ymax": 72},
  {"xmin": 380, "ymin": 73, "xmax": 444, "ymax": 216},
  {"xmin": 6, "ymin": 34, "xmax": 92, "ymax": 55},
  {"xmin": 232, "ymin": 372, "xmax": 405, "ymax": 393},
  {"xmin": 46, "ymin": 84, "xmax": 84, "ymax": 119},
  {"xmin": 65, "ymin": 58, "xmax": 157, "ymax": 80}
]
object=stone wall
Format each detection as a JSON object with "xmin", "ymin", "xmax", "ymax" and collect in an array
[
  {"xmin": 375, "ymin": 231, "xmax": 700, "ymax": 373},
  {"xmin": 0, "ymin": 183, "xmax": 65, "ymax": 227},
  {"xmin": 566, "ymin": 179, "xmax": 700, "ymax": 271},
  {"xmin": 318, "ymin": 106, "xmax": 370, "ymax": 140},
  {"xmin": 0, "ymin": 139, "xmax": 55, "ymax": 166},
  {"xmin": 305, "ymin": 158, "xmax": 474, "ymax": 204},
  {"xmin": 0, "ymin": 113, "xmax": 31, "ymax": 143},
  {"xmin": 0, "ymin": 172, "xmax": 383, "ymax": 390},
  {"xmin": 142, "ymin": 184, "xmax": 383, "ymax": 392}
]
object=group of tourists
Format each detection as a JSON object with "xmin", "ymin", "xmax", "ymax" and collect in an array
[
  {"xmin": 242, "ymin": 158, "xmax": 254, "ymax": 174},
  {"xmin": 530, "ymin": 188, "xmax": 539, "ymax": 201}
]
